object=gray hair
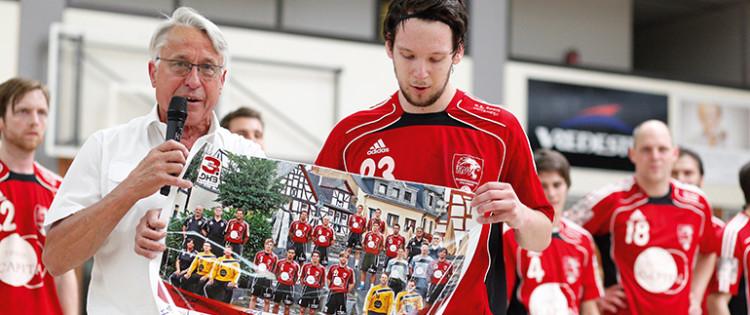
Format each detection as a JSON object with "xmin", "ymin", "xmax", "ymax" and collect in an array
[{"xmin": 149, "ymin": 7, "xmax": 229, "ymax": 66}]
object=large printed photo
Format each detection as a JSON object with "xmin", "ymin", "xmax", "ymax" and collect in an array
[{"xmin": 152, "ymin": 143, "xmax": 481, "ymax": 315}]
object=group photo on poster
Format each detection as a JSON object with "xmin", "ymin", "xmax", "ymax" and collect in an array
[{"xmin": 152, "ymin": 143, "xmax": 480, "ymax": 315}]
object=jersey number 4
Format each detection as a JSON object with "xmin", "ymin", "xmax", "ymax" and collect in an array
[
  {"xmin": 360, "ymin": 156, "xmax": 395, "ymax": 180},
  {"xmin": 527, "ymin": 255, "xmax": 545, "ymax": 282}
]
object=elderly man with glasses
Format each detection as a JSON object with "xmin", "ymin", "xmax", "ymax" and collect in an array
[{"xmin": 42, "ymin": 7, "xmax": 264, "ymax": 314}]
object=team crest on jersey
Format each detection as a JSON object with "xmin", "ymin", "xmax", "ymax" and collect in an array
[
  {"xmin": 676, "ymin": 224, "xmax": 694, "ymax": 251},
  {"xmin": 563, "ymin": 256, "xmax": 580, "ymax": 284},
  {"xmin": 452, "ymin": 154, "xmax": 484, "ymax": 191}
]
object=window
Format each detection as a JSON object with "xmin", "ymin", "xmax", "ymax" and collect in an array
[
  {"xmin": 390, "ymin": 187, "xmax": 400, "ymax": 198},
  {"xmin": 405, "ymin": 218, "xmax": 416, "ymax": 233},
  {"xmin": 387, "ymin": 214, "xmax": 399, "ymax": 228},
  {"xmin": 428, "ymin": 194, "xmax": 434, "ymax": 207},
  {"xmin": 378, "ymin": 184, "xmax": 387, "ymax": 195},
  {"xmin": 404, "ymin": 191, "xmax": 412, "ymax": 202}
]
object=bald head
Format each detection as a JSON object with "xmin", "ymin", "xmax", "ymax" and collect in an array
[
  {"xmin": 628, "ymin": 120, "xmax": 678, "ymax": 192},
  {"xmin": 632, "ymin": 120, "xmax": 672, "ymax": 148}
]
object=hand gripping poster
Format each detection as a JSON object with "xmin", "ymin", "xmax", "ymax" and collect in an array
[{"xmin": 150, "ymin": 143, "xmax": 482, "ymax": 315}]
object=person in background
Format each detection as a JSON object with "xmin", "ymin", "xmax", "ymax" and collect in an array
[
  {"xmin": 249, "ymin": 238, "xmax": 278, "ymax": 312},
  {"xmin": 364, "ymin": 273, "xmax": 395, "ymax": 315},
  {"xmin": 504, "ymin": 149, "xmax": 601, "ymax": 315},
  {"xmin": 205, "ymin": 246, "xmax": 240, "ymax": 303},
  {"xmin": 671, "ymin": 147, "xmax": 728, "ymax": 315},
  {"xmin": 0, "ymin": 77, "xmax": 79, "ymax": 314},
  {"xmin": 566, "ymin": 120, "xmax": 716, "ymax": 314},
  {"xmin": 220, "ymin": 106, "xmax": 265, "ymax": 150},
  {"xmin": 224, "ymin": 208, "xmax": 250, "ymax": 255},
  {"xmin": 183, "ymin": 206, "xmax": 207, "ymax": 249},
  {"xmin": 325, "ymin": 251, "xmax": 356, "ymax": 315},
  {"xmin": 289, "ymin": 211, "xmax": 313, "ymax": 265},
  {"xmin": 409, "ymin": 244, "xmax": 433, "ymax": 298},
  {"xmin": 169, "ymin": 238, "xmax": 198, "ymax": 287},
  {"xmin": 708, "ymin": 160, "xmax": 750, "ymax": 315},
  {"xmin": 298, "ymin": 251, "xmax": 326, "ymax": 315},
  {"xmin": 272, "ymin": 248, "xmax": 300, "ymax": 315},
  {"xmin": 312, "ymin": 216, "xmax": 335, "ymax": 265},
  {"xmin": 183, "ymin": 242, "xmax": 217, "ymax": 296}
]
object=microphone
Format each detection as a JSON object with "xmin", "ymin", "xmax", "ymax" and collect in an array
[{"xmin": 160, "ymin": 96, "xmax": 188, "ymax": 196}]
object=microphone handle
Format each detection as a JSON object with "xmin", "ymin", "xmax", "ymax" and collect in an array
[{"xmin": 160, "ymin": 120, "xmax": 184, "ymax": 196}]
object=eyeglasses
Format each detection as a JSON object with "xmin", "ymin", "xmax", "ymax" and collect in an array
[{"xmin": 155, "ymin": 57, "xmax": 224, "ymax": 79}]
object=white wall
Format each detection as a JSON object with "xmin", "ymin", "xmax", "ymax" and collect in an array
[
  {"xmin": 511, "ymin": 0, "xmax": 632, "ymax": 71},
  {"xmin": 0, "ymin": 1, "xmax": 20, "ymax": 81},
  {"xmin": 49, "ymin": 8, "xmax": 474, "ymax": 163},
  {"xmin": 634, "ymin": 3, "xmax": 745, "ymax": 86},
  {"xmin": 505, "ymin": 61, "xmax": 748, "ymax": 211}
]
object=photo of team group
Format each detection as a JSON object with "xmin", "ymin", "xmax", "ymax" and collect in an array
[{"xmin": 156, "ymin": 143, "xmax": 481, "ymax": 315}]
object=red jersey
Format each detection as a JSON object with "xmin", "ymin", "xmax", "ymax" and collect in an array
[
  {"xmin": 348, "ymin": 214, "xmax": 367, "ymax": 234},
  {"xmin": 385, "ymin": 233, "xmax": 406, "ymax": 258},
  {"xmin": 300, "ymin": 263, "xmax": 326, "ymax": 289},
  {"xmin": 717, "ymin": 211, "xmax": 750, "ymax": 313},
  {"xmin": 566, "ymin": 178, "xmax": 715, "ymax": 315},
  {"xmin": 430, "ymin": 259, "xmax": 453, "ymax": 285},
  {"xmin": 312, "ymin": 224, "xmax": 334, "ymax": 247},
  {"xmin": 0, "ymin": 161, "xmax": 63, "ymax": 314},
  {"xmin": 224, "ymin": 218, "xmax": 249, "ymax": 244},
  {"xmin": 328, "ymin": 264, "xmax": 355, "ymax": 293},
  {"xmin": 290, "ymin": 220, "xmax": 312, "ymax": 244},
  {"xmin": 702, "ymin": 216, "xmax": 725, "ymax": 315},
  {"xmin": 504, "ymin": 218, "xmax": 603, "ymax": 314},
  {"xmin": 363, "ymin": 231, "xmax": 383, "ymax": 255},
  {"xmin": 367, "ymin": 217, "xmax": 386, "ymax": 234},
  {"xmin": 315, "ymin": 89, "xmax": 553, "ymax": 314},
  {"xmin": 274, "ymin": 259, "xmax": 300, "ymax": 286},
  {"xmin": 254, "ymin": 251, "xmax": 278, "ymax": 274}
]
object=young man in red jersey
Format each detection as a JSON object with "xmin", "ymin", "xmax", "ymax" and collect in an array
[
  {"xmin": 315, "ymin": 1, "xmax": 553, "ymax": 313},
  {"xmin": 249, "ymin": 238, "xmax": 278, "ymax": 312},
  {"xmin": 0, "ymin": 78, "xmax": 78, "ymax": 314},
  {"xmin": 566, "ymin": 120, "xmax": 716, "ymax": 314},
  {"xmin": 385, "ymin": 223, "xmax": 406, "ymax": 265},
  {"xmin": 672, "ymin": 148, "xmax": 728, "ymax": 315},
  {"xmin": 224, "ymin": 208, "xmax": 249, "ymax": 255},
  {"xmin": 504, "ymin": 149, "xmax": 602, "ymax": 315},
  {"xmin": 348, "ymin": 205, "xmax": 368, "ymax": 250},
  {"xmin": 367, "ymin": 208, "xmax": 387, "ymax": 234},
  {"xmin": 709, "ymin": 160, "xmax": 750, "ymax": 315},
  {"xmin": 289, "ymin": 211, "xmax": 313, "ymax": 264},
  {"xmin": 361, "ymin": 221, "xmax": 385, "ymax": 290},
  {"xmin": 312, "ymin": 216, "xmax": 335, "ymax": 265},
  {"xmin": 298, "ymin": 251, "xmax": 326, "ymax": 315},
  {"xmin": 425, "ymin": 248, "xmax": 453, "ymax": 310},
  {"xmin": 325, "ymin": 251, "xmax": 356, "ymax": 315},
  {"xmin": 273, "ymin": 248, "xmax": 300, "ymax": 315}
]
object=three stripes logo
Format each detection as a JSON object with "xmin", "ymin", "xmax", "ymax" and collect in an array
[{"xmin": 367, "ymin": 139, "xmax": 390, "ymax": 155}]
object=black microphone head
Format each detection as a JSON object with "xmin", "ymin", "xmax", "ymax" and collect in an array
[{"xmin": 167, "ymin": 96, "xmax": 188, "ymax": 121}]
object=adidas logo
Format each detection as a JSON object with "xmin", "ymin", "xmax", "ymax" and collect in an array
[{"xmin": 367, "ymin": 139, "xmax": 390, "ymax": 155}]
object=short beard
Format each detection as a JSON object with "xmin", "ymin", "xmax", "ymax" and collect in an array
[
  {"xmin": 398, "ymin": 65, "xmax": 452, "ymax": 108},
  {"xmin": 4, "ymin": 134, "xmax": 41, "ymax": 153}
]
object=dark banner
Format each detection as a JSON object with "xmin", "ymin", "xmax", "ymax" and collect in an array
[{"xmin": 527, "ymin": 79, "xmax": 668, "ymax": 171}]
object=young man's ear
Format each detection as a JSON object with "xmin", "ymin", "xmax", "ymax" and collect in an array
[
  {"xmin": 385, "ymin": 38, "xmax": 394, "ymax": 59},
  {"xmin": 452, "ymin": 43, "xmax": 465, "ymax": 64}
]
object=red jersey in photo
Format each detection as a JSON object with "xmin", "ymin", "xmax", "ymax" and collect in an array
[
  {"xmin": 290, "ymin": 220, "xmax": 312, "ymax": 244},
  {"xmin": 274, "ymin": 259, "xmax": 300, "ymax": 286},
  {"xmin": 566, "ymin": 178, "xmax": 715, "ymax": 315},
  {"xmin": 225, "ymin": 218, "xmax": 249, "ymax": 244},
  {"xmin": 328, "ymin": 264, "xmax": 355, "ymax": 293},
  {"xmin": 348, "ymin": 214, "xmax": 367, "ymax": 234},
  {"xmin": 504, "ymin": 218, "xmax": 603, "ymax": 314},
  {"xmin": 430, "ymin": 260, "xmax": 453, "ymax": 285},
  {"xmin": 312, "ymin": 224, "xmax": 334, "ymax": 247},
  {"xmin": 0, "ymin": 161, "xmax": 63, "ymax": 315},
  {"xmin": 363, "ymin": 231, "xmax": 383, "ymax": 255},
  {"xmin": 254, "ymin": 251, "xmax": 278, "ymax": 274},
  {"xmin": 367, "ymin": 218, "xmax": 386, "ymax": 234},
  {"xmin": 315, "ymin": 89, "xmax": 553, "ymax": 314},
  {"xmin": 385, "ymin": 233, "xmax": 406, "ymax": 258},
  {"xmin": 300, "ymin": 263, "xmax": 326, "ymax": 289}
]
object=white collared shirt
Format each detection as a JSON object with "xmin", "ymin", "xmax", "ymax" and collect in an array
[{"xmin": 44, "ymin": 106, "xmax": 264, "ymax": 314}]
